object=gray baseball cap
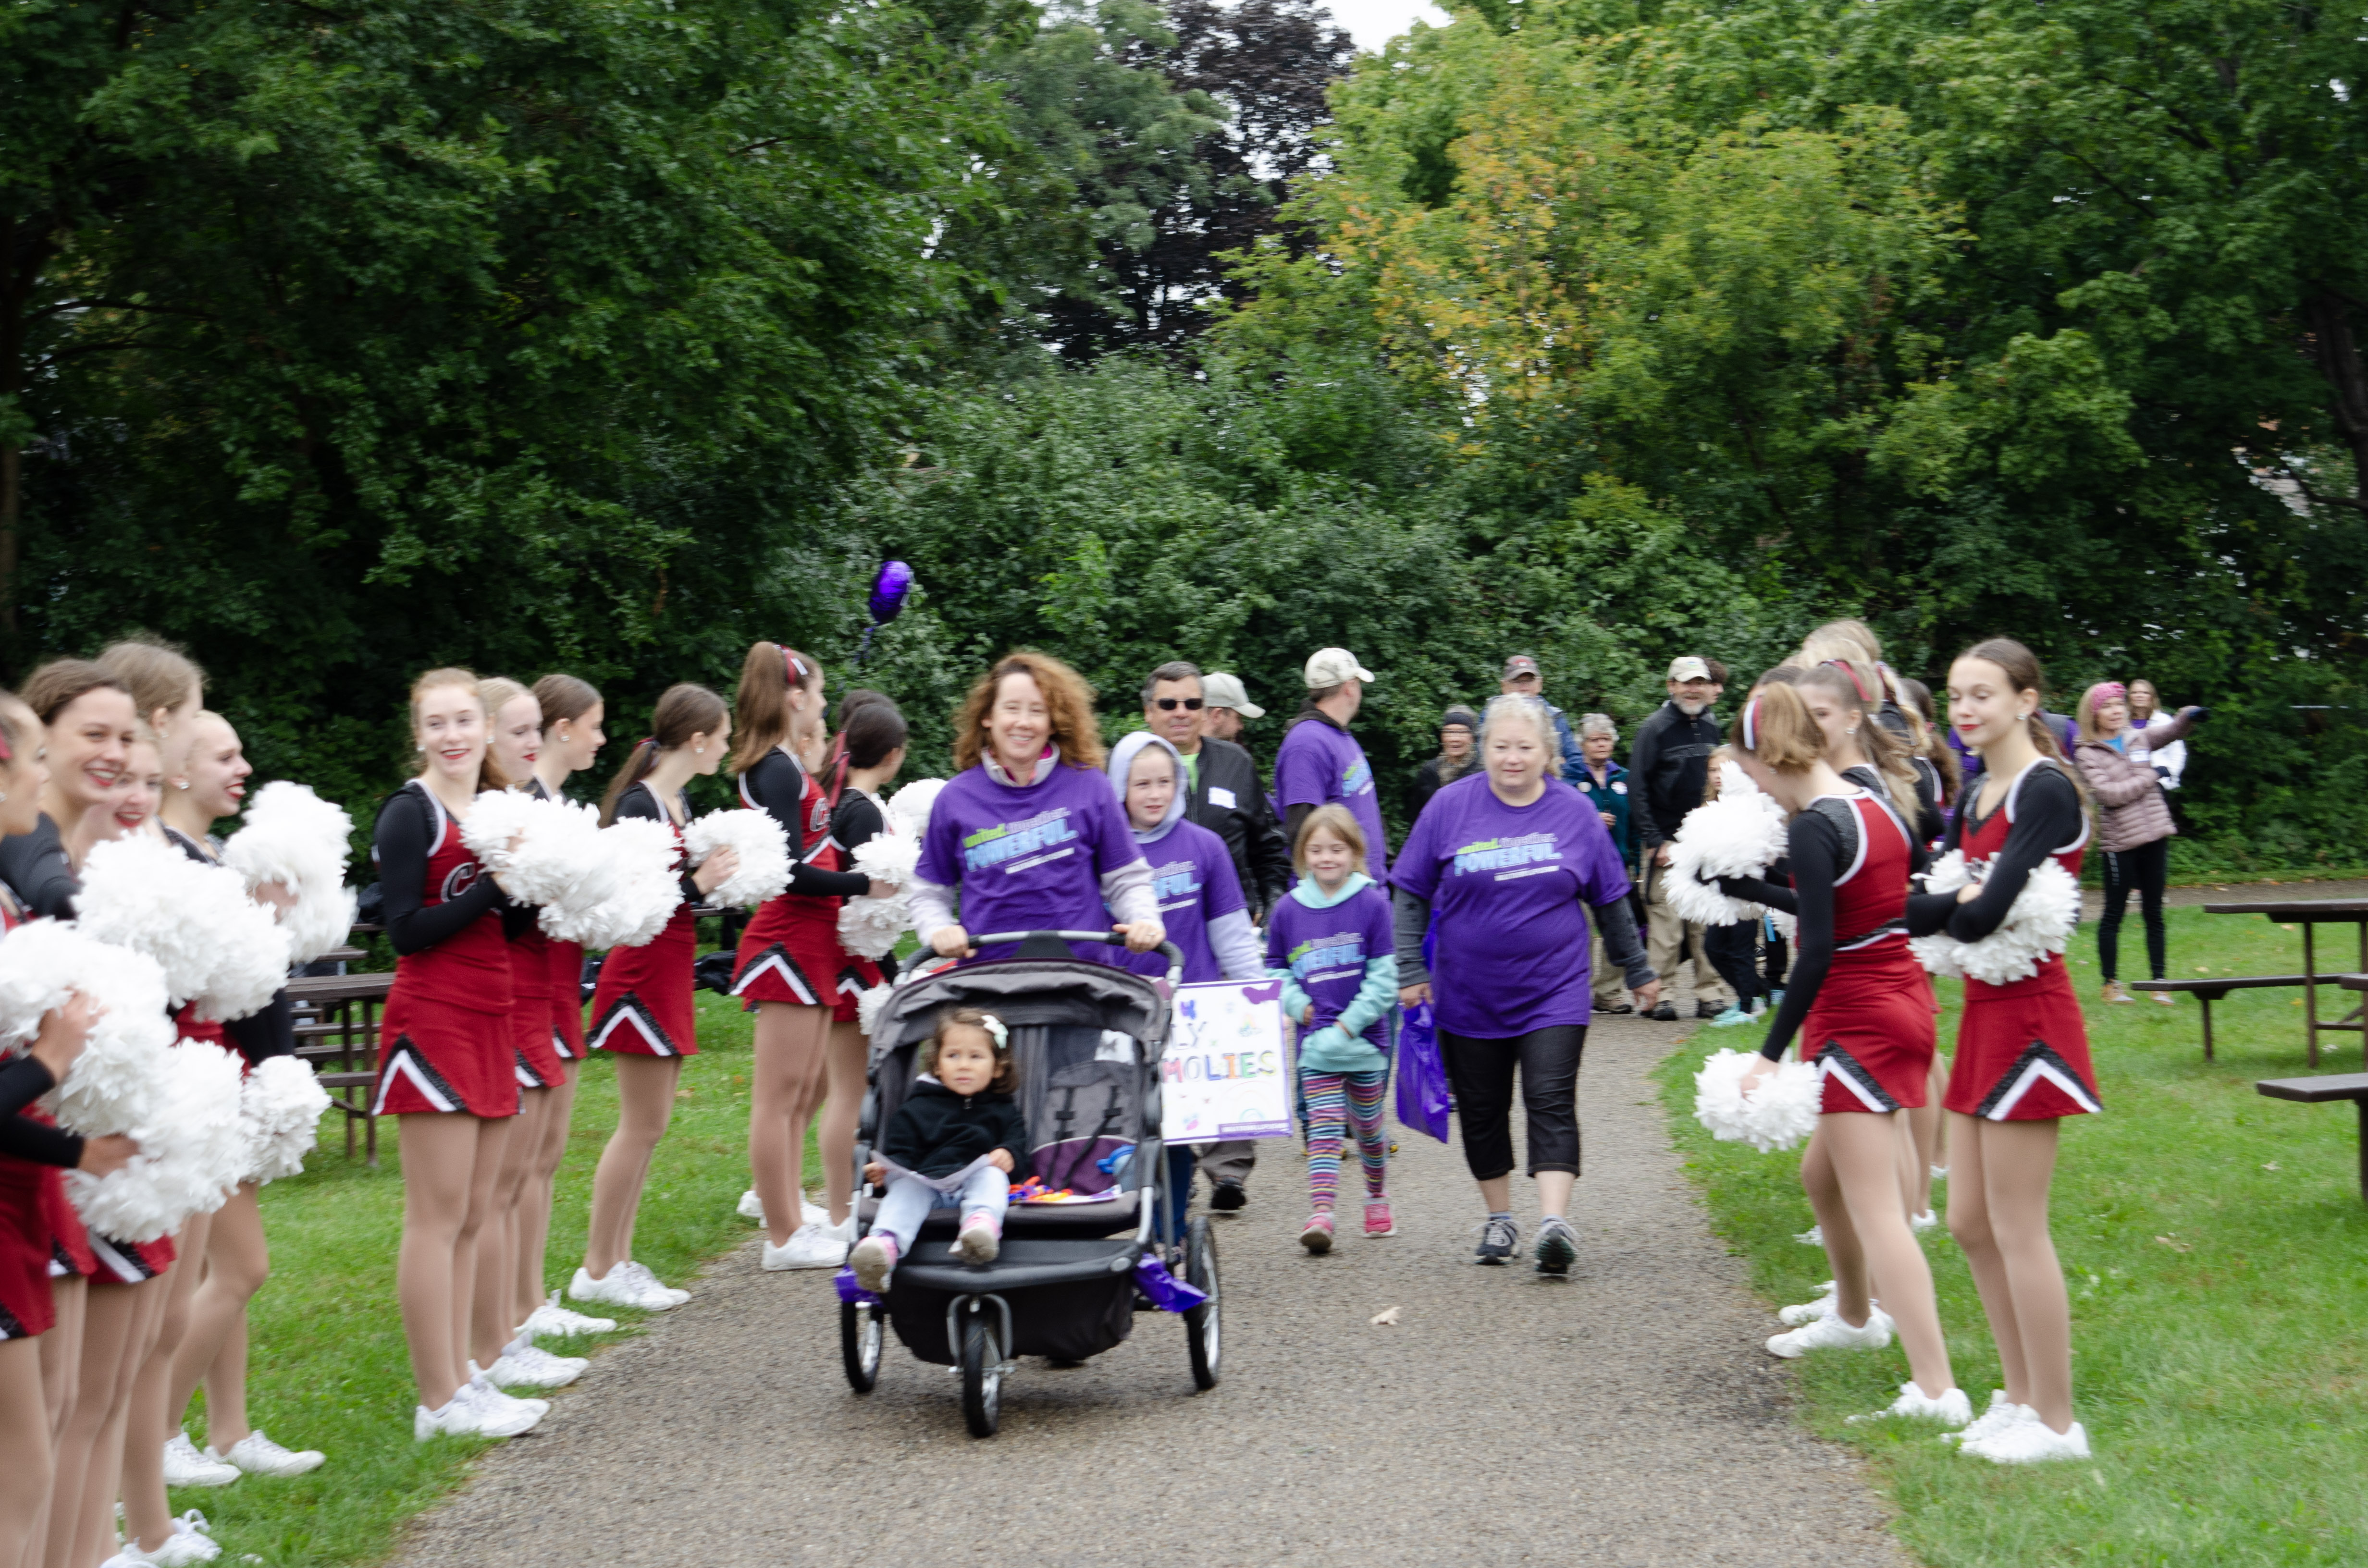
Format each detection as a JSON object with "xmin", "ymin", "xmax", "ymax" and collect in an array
[{"xmin": 1199, "ymin": 672, "xmax": 1265, "ymax": 718}]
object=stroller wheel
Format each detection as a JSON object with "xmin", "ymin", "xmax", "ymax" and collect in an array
[
  {"xmin": 1184, "ymin": 1216, "xmax": 1221, "ymax": 1390},
  {"xmin": 959, "ymin": 1309, "xmax": 1003, "ymax": 1438},
  {"xmin": 841, "ymin": 1301, "xmax": 882, "ymax": 1394}
]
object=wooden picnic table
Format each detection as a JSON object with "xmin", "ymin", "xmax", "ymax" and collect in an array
[
  {"xmin": 2202, "ymin": 898, "xmax": 2368, "ymax": 1066},
  {"xmin": 2257, "ymin": 1073, "xmax": 2368, "ymax": 1204}
]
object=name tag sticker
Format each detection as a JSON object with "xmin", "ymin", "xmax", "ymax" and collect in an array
[
  {"xmin": 1612, "ymin": 781, "xmax": 1628, "ymax": 794},
  {"xmin": 1209, "ymin": 787, "xmax": 1237, "ymax": 809}
]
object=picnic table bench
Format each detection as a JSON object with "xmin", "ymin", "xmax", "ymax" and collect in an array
[
  {"xmin": 2199, "ymin": 898, "xmax": 2368, "ymax": 1066},
  {"xmin": 2257, "ymin": 1073, "xmax": 2368, "ymax": 1204},
  {"xmin": 2132, "ymin": 975, "xmax": 2312, "ymax": 1060}
]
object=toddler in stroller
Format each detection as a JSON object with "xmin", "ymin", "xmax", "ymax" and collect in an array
[{"xmin": 851, "ymin": 1008, "xmax": 1031, "ymax": 1291}]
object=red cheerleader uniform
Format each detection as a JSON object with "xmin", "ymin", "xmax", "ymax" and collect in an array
[
  {"xmin": 508, "ymin": 924, "xmax": 567, "ymax": 1089},
  {"xmin": 0, "ymin": 895, "xmax": 68, "ymax": 1334},
  {"xmin": 1940, "ymin": 759, "xmax": 2101, "ymax": 1122},
  {"xmin": 522, "ymin": 782, "xmax": 588, "ymax": 1062},
  {"xmin": 728, "ymin": 748, "xmax": 877, "ymax": 1022},
  {"xmin": 371, "ymin": 782, "xmax": 518, "ymax": 1118},
  {"xmin": 588, "ymin": 782, "xmax": 699, "ymax": 1057},
  {"xmin": 1740, "ymin": 790, "xmax": 1935, "ymax": 1111}
]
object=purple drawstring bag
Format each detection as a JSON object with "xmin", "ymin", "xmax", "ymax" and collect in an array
[
  {"xmin": 1395, "ymin": 999, "xmax": 1451, "ymax": 1143},
  {"xmin": 1134, "ymin": 1253, "xmax": 1210, "ymax": 1313}
]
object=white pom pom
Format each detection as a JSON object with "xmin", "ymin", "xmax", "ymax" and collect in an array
[
  {"xmin": 0, "ymin": 923, "xmax": 178, "ymax": 1140},
  {"xmin": 459, "ymin": 790, "xmax": 621, "ymax": 941},
  {"xmin": 855, "ymin": 981, "xmax": 896, "ymax": 1038},
  {"xmin": 1692, "ymin": 1048, "xmax": 1821, "ymax": 1153},
  {"xmin": 886, "ymin": 779, "xmax": 946, "ymax": 836},
  {"xmin": 684, "ymin": 809, "xmax": 790, "ymax": 908},
  {"xmin": 221, "ymin": 781, "xmax": 358, "ymax": 964},
  {"xmin": 1664, "ymin": 791, "xmax": 1787, "ymax": 926},
  {"xmin": 66, "ymin": 1039, "xmax": 248, "ymax": 1242},
  {"xmin": 837, "ymin": 833, "xmax": 920, "ymax": 959},
  {"xmin": 589, "ymin": 818, "xmax": 684, "ymax": 948},
  {"xmin": 239, "ymin": 1056, "xmax": 331, "ymax": 1185},
  {"xmin": 76, "ymin": 835, "xmax": 291, "ymax": 1020},
  {"xmin": 1910, "ymin": 854, "xmax": 2082, "ymax": 986}
]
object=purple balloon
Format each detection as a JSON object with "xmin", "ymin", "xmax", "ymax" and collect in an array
[{"xmin": 868, "ymin": 560, "xmax": 914, "ymax": 625}]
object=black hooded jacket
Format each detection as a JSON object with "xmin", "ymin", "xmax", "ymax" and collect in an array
[{"xmin": 878, "ymin": 1078, "xmax": 1034, "ymax": 1181}]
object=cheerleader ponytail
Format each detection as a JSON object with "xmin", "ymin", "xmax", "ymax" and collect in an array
[
  {"xmin": 729, "ymin": 639, "xmax": 820, "ymax": 776},
  {"xmin": 599, "ymin": 683, "xmax": 728, "ymax": 824}
]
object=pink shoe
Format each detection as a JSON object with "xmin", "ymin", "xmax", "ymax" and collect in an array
[
  {"xmin": 1364, "ymin": 1200, "xmax": 1396, "ymax": 1237},
  {"xmin": 1298, "ymin": 1213, "xmax": 1335, "ymax": 1255},
  {"xmin": 955, "ymin": 1213, "xmax": 1000, "ymax": 1265},
  {"xmin": 850, "ymin": 1233, "xmax": 899, "ymax": 1292}
]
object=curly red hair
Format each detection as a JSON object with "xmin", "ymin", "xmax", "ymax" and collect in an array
[{"xmin": 951, "ymin": 651, "xmax": 1105, "ymax": 774}]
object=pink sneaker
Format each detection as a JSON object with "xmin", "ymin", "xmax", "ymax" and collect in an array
[
  {"xmin": 849, "ymin": 1232, "xmax": 899, "ymax": 1292},
  {"xmin": 955, "ymin": 1213, "xmax": 1000, "ymax": 1265},
  {"xmin": 1298, "ymin": 1213, "xmax": 1335, "ymax": 1255},
  {"xmin": 1364, "ymin": 1200, "xmax": 1396, "ymax": 1237}
]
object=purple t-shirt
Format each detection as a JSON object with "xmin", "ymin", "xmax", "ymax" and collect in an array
[
  {"xmin": 1115, "ymin": 820, "xmax": 1246, "ymax": 985},
  {"xmin": 1264, "ymin": 883, "xmax": 1394, "ymax": 1052},
  {"xmin": 1391, "ymin": 772, "xmax": 1632, "ymax": 1038},
  {"xmin": 1274, "ymin": 717, "xmax": 1389, "ymax": 880},
  {"xmin": 915, "ymin": 761, "xmax": 1144, "ymax": 964}
]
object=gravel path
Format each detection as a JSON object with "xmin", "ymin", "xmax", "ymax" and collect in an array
[{"xmin": 395, "ymin": 1014, "xmax": 1909, "ymax": 1568}]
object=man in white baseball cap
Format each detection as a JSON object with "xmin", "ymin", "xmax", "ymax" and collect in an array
[
  {"xmin": 1198, "ymin": 672, "xmax": 1265, "ymax": 743},
  {"xmin": 1629, "ymin": 653, "xmax": 1734, "ymax": 1020},
  {"xmin": 1274, "ymin": 649, "xmax": 1388, "ymax": 880}
]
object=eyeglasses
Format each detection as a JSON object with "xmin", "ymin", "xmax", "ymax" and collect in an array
[{"xmin": 1154, "ymin": 698, "xmax": 1204, "ymax": 711}]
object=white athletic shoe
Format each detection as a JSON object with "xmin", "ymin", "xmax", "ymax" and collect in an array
[
  {"xmin": 519, "ymin": 1290, "xmax": 616, "ymax": 1337},
  {"xmin": 1963, "ymin": 1417, "xmax": 2091, "ymax": 1463},
  {"xmin": 762, "ymin": 1222, "xmax": 849, "ymax": 1272},
  {"xmin": 211, "ymin": 1429, "xmax": 325, "ymax": 1477},
  {"xmin": 737, "ymin": 1188, "xmax": 764, "ymax": 1222},
  {"xmin": 1795, "ymin": 1225, "xmax": 1824, "ymax": 1247},
  {"xmin": 738, "ymin": 1188, "xmax": 830, "ymax": 1228},
  {"xmin": 1930, "ymin": 1165, "xmax": 1949, "ymax": 1182},
  {"xmin": 569, "ymin": 1262, "xmax": 682, "ymax": 1311},
  {"xmin": 1910, "ymin": 1209, "xmax": 1940, "ymax": 1232},
  {"xmin": 111, "ymin": 1510, "xmax": 222, "ymax": 1566},
  {"xmin": 615, "ymin": 1259, "xmax": 690, "ymax": 1306},
  {"xmin": 1848, "ymin": 1383, "xmax": 1974, "ymax": 1427},
  {"xmin": 484, "ymin": 1339, "xmax": 587, "ymax": 1391},
  {"xmin": 1942, "ymin": 1390, "xmax": 2035, "ymax": 1446},
  {"xmin": 1765, "ymin": 1306, "xmax": 1895, "ymax": 1359},
  {"xmin": 161, "ymin": 1431, "xmax": 240, "ymax": 1488},
  {"xmin": 463, "ymin": 1369, "xmax": 549, "ymax": 1425}
]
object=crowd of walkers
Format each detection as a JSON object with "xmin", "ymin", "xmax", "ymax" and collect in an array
[{"xmin": 0, "ymin": 622, "xmax": 2206, "ymax": 1563}]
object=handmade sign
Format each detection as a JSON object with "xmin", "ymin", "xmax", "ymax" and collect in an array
[{"xmin": 1161, "ymin": 980, "xmax": 1291, "ymax": 1142}]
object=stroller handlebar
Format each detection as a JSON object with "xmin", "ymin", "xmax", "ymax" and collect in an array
[{"xmin": 964, "ymin": 930, "xmax": 1185, "ymax": 986}]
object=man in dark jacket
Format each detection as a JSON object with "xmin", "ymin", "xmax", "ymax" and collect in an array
[
  {"xmin": 1629, "ymin": 655, "xmax": 1734, "ymax": 1021},
  {"xmin": 1140, "ymin": 660, "xmax": 1292, "ymax": 1213},
  {"xmin": 1141, "ymin": 662, "xmax": 1291, "ymax": 921}
]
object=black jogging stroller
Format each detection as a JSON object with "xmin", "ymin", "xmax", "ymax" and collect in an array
[{"xmin": 838, "ymin": 931, "xmax": 1221, "ymax": 1436}]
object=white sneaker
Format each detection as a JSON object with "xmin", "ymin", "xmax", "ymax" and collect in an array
[
  {"xmin": 1942, "ymin": 1390, "xmax": 2035, "ymax": 1445},
  {"xmin": 1963, "ymin": 1417, "xmax": 2091, "ymax": 1463},
  {"xmin": 1849, "ymin": 1383, "xmax": 1974, "ymax": 1426},
  {"xmin": 737, "ymin": 1188, "xmax": 764, "ymax": 1222},
  {"xmin": 463, "ymin": 1370, "xmax": 549, "ymax": 1427},
  {"xmin": 484, "ymin": 1339, "xmax": 587, "ymax": 1391},
  {"xmin": 615, "ymin": 1260, "xmax": 690, "ymax": 1306},
  {"xmin": 161, "ymin": 1431, "xmax": 241, "ymax": 1488},
  {"xmin": 115, "ymin": 1510, "xmax": 222, "ymax": 1567},
  {"xmin": 211, "ymin": 1429, "xmax": 324, "ymax": 1477},
  {"xmin": 1795, "ymin": 1225, "xmax": 1824, "ymax": 1247},
  {"xmin": 1776, "ymin": 1281, "xmax": 1883, "ymax": 1325},
  {"xmin": 1765, "ymin": 1306, "xmax": 1895, "ymax": 1359},
  {"xmin": 1910, "ymin": 1209, "xmax": 1940, "ymax": 1232},
  {"xmin": 761, "ymin": 1223, "xmax": 848, "ymax": 1271},
  {"xmin": 738, "ymin": 1189, "xmax": 828, "ymax": 1228},
  {"xmin": 1930, "ymin": 1165, "xmax": 1949, "ymax": 1181},
  {"xmin": 570, "ymin": 1262, "xmax": 681, "ymax": 1311},
  {"xmin": 520, "ymin": 1290, "xmax": 616, "ymax": 1337}
]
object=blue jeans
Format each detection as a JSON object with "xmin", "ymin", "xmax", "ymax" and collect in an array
[{"xmin": 873, "ymin": 1166, "xmax": 1009, "ymax": 1256}]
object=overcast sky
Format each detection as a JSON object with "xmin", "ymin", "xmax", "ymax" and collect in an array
[{"xmin": 1326, "ymin": 0, "xmax": 1450, "ymax": 53}]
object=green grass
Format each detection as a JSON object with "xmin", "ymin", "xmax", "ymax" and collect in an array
[
  {"xmin": 1656, "ymin": 906, "xmax": 2368, "ymax": 1567},
  {"xmin": 168, "ymin": 993, "xmax": 815, "ymax": 1567}
]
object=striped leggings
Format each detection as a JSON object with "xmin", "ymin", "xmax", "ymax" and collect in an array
[{"xmin": 1303, "ymin": 1069, "xmax": 1388, "ymax": 1212}]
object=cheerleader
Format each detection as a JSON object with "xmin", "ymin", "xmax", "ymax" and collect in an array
[
  {"xmin": 1718, "ymin": 684, "xmax": 1969, "ymax": 1427},
  {"xmin": 151, "ymin": 713, "xmax": 324, "ymax": 1485},
  {"xmin": 371, "ymin": 669, "xmax": 545, "ymax": 1442},
  {"xmin": 568, "ymin": 685, "xmax": 739, "ymax": 1311},
  {"xmin": 461, "ymin": 680, "xmax": 583, "ymax": 1396},
  {"xmin": 1907, "ymin": 637, "xmax": 2099, "ymax": 1462},
  {"xmin": 720, "ymin": 646, "xmax": 885, "ymax": 1274},
  {"xmin": 509, "ymin": 675, "xmax": 615, "ymax": 1342},
  {"xmin": 6, "ymin": 661, "xmax": 137, "ymax": 919}
]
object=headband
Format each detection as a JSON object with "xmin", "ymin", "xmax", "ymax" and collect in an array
[
  {"xmin": 781, "ymin": 647, "xmax": 808, "ymax": 687},
  {"xmin": 978, "ymin": 1013, "xmax": 1008, "ymax": 1051},
  {"xmin": 1822, "ymin": 659, "xmax": 1874, "ymax": 704},
  {"xmin": 2084, "ymin": 682, "xmax": 2126, "ymax": 709},
  {"xmin": 0, "ymin": 728, "xmax": 12, "ymax": 764},
  {"xmin": 1741, "ymin": 696, "xmax": 1760, "ymax": 752}
]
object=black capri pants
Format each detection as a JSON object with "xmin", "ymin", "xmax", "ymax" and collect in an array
[{"xmin": 1440, "ymin": 1025, "xmax": 1587, "ymax": 1181}]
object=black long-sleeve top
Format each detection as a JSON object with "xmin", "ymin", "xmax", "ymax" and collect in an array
[
  {"xmin": 0, "ymin": 815, "xmax": 78, "ymax": 920},
  {"xmin": 0, "ymin": 1056, "xmax": 83, "ymax": 1168},
  {"xmin": 1720, "ymin": 802, "xmax": 1929, "ymax": 1062},
  {"xmin": 737, "ymin": 751, "xmax": 868, "ymax": 899},
  {"xmin": 373, "ymin": 784, "xmax": 513, "ymax": 956},
  {"xmin": 1841, "ymin": 762, "xmax": 1945, "ymax": 847},
  {"xmin": 1905, "ymin": 762, "xmax": 2085, "ymax": 945}
]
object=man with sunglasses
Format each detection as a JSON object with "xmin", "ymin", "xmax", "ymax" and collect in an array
[{"xmin": 1140, "ymin": 660, "xmax": 1292, "ymax": 1213}]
